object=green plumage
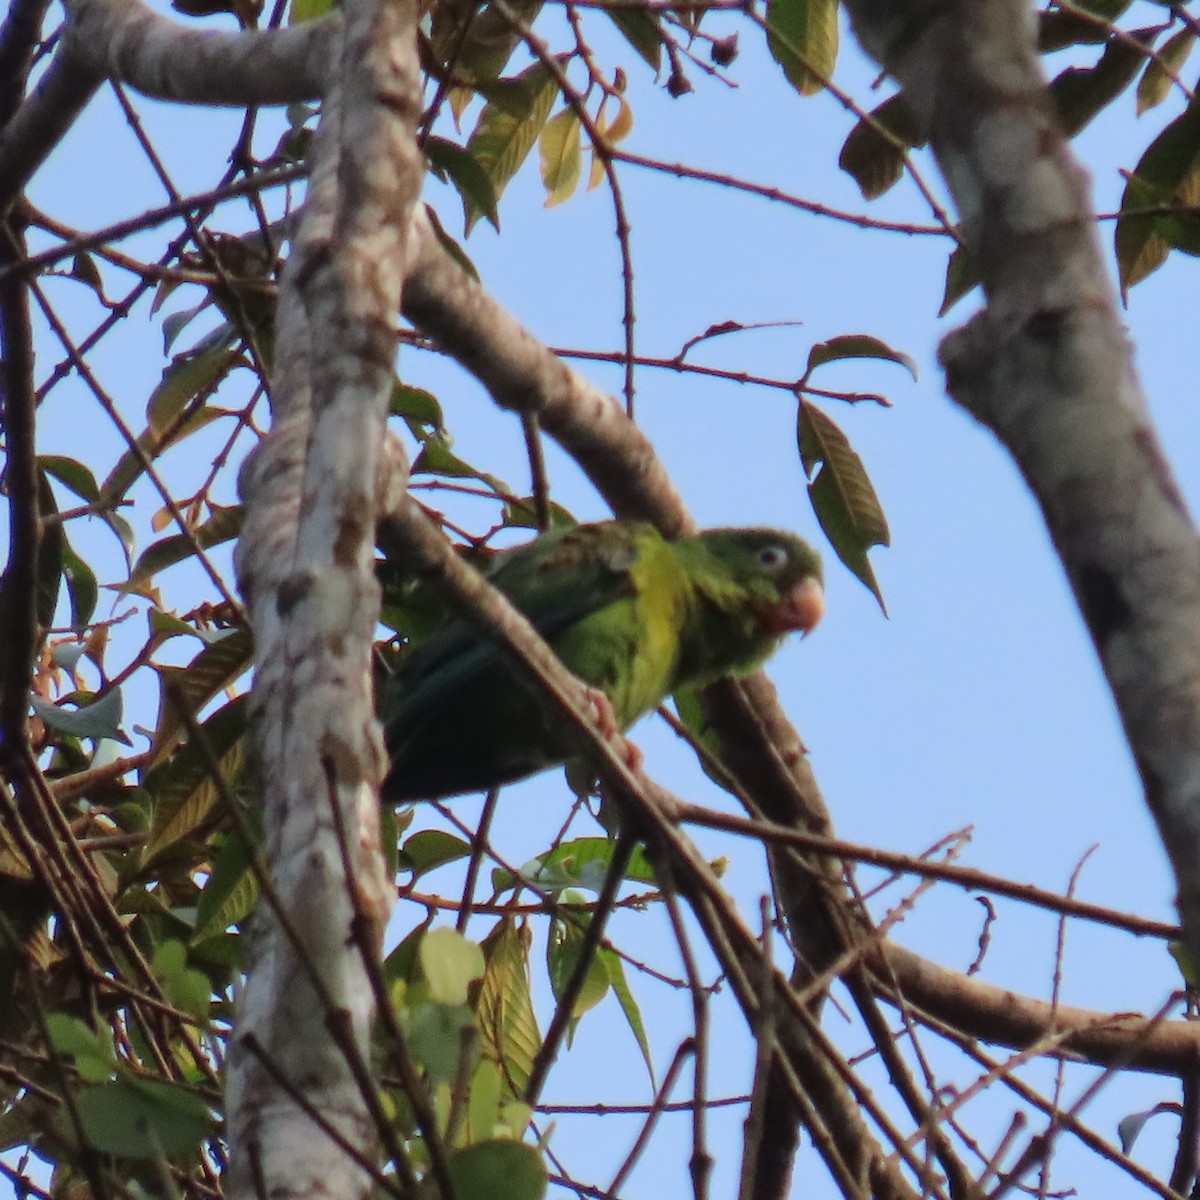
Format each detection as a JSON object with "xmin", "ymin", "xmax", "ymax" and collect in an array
[{"xmin": 381, "ymin": 521, "xmax": 823, "ymax": 801}]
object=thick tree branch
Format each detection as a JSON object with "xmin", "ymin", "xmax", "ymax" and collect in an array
[
  {"xmin": 842, "ymin": 0, "xmax": 1200, "ymax": 963},
  {"xmin": 63, "ymin": 0, "xmax": 336, "ymax": 105},
  {"xmin": 1, "ymin": 0, "xmax": 335, "ymax": 213},
  {"xmin": 225, "ymin": 0, "xmax": 422, "ymax": 1196}
]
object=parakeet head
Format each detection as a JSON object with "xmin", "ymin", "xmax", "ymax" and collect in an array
[{"xmin": 693, "ymin": 527, "xmax": 825, "ymax": 635}]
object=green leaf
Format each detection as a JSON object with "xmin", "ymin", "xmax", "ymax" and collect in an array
[
  {"xmin": 501, "ymin": 496, "xmax": 576, "ymax": 531},
  {"xmin": 1137, "ymin": 28, "xmax": 1195, "ymax": 115},
  {"xmin": 61, "ymin": 540, "xmax": 98, "ymax": 629},
  {"xmin": 193, "ymin": 828, "xmax": 259, "ymax": 944},
  {"xmin": 804, "ymin": 334, "xmax": 917, "ymax": 383},
  {"xmin": 1037, "ymin": 0, "xmax": 1133, "ymax": 53},
  {"xmin": 99, "ymin": 407, "xmax": 227, "ymax": 513},
  {"xmin": 150, "ymin": 628, "xmax": 252, "ymax": 765},
  {"xmin": 398, "ymin": 830, "xmax": 473, "ymax": 878},
  {"xmin": 151, "ymin": 939, "xmax": 211, "ymax": 1021},
  {"xmin": 1115, "ymin": 96, "xmax": 1200, "ymax": 295},
  {"xmin": 39, "ymin": 455, "xmax": 100, "ymax": 503},
  {"xmin": 766, "ymin": 0, "xmax": 838, "ymax": 97},
  {"xmin": 838, "ymin": 95, "xmax": 924, "ymax": 200},
  {"xmin": 407, "ymin": 1001, "xmax": 475, "ymax": 1083},
  {"xmin": 426, "ymin": 137, "xmax": 500, "ymax": 232},
  {"xmin": 289, "ymin": 0, "xmax": 334, "ymax": 20},
  {"xmin": 444, "ymin": 1139, "xmax": 547, "ymax": 1200},
  {"xmin": 128, "ymin": 505, "xmax": 244, "ymax": 588},
  {"xmin": 70, "ymin": 251, "xmax": 105, "ymax": 300},
  {"xmin": 45, "ymin": 1014, "xmax": 117, "ymax": 1083},
  {"xmin": 391, "ymin": 382, "xmax": 445, "ymax": 438},
  {"xmin": 493, "ymin": 837, "xmax": 656, "ymax": 895},
  {"xmin": 797, "ymin": 403, "xmax": 890, "ymax": 611},
  {"xmin": 477, "ymin": 920, "xmax": 539, "ymax": 1096},
  {"xmin": 1049, "ymin": 28, "xmax": 1154, "ymax": 137},
  {"xmin": 938, "ymin": 242, "xmax": 980, "ymax": 316},
  {"xmin": 465, "ymin": 63, "xmax": 560, "ymax": 231},
  {"xmin": 147, "ymin": 339, "xmax": 240, "ymax": 437},
  {"xmin": 421, "ymin": 927, "xmax": 486, "ymax": 1006},
  {"xmin": 605, "ymin": 7, "xmax": 663, "ymax": 70},
  {"xmin": 539, "ymin": 108, "xmax": 583, "ymax": 208},
  {"xmin": 412, "ymin": 439, "xmax": 510, "ymax": 495},
  {"xmin": 70, "ymin": 1078, "xmax": 212, "ymax": 1158},
  {"xmin": 547, "ymin": 907, "xmax": 609, "ymax": 1022},
  {"xmin": 144, "ymin": 695, "xmax": 250, "ymax": 863},
  {"xmin": 468, "ymin": 1059, "xmax": 504, "ymax": 1144},
  {"xmin": 598, "ymin": 947, "xmax": 654, "ymax": 1086}
]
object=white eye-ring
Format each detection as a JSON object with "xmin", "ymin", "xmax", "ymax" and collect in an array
[{"xmin": 757, "ymin": 545, "xmax": 789, "ymax": 569}]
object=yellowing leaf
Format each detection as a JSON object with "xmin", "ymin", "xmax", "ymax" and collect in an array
[
  {"xmin": 766, "ymin": 0, "xmax": 838, "ymax": 97},
  {"xmin": 465, "ymin": 63, "xmax": 559, "ymax": 231},
  {"xmin": 797, "ymin": 402, "xmax": 890, "ymax": 611},
  {"xmin": 539, "ymin": 108, "xmax": 582, "ymax": 207}
]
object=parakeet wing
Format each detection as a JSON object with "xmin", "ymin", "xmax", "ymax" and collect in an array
[{"xmin": 381, "ymin": 523, "xmax": 655, "ymax": 797}]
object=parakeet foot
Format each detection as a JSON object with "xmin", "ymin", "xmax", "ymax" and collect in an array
[
  {"xmin": 584, "ymin": 685, "xmax": 621, "ymax": 738},
  {"xmin": 584, "ymin": 686, "xmax": 644, "ymax": 774}
]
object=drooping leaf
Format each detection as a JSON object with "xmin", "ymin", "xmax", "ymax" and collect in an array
[
  {"xmin": 193, "ymin": 828, "xmax": 259, "ymax": 944},
  {"xmin": 598, "ymin": 946, "xmax": 654, "ymax": 1086},
  {"xmin": 797, "ymin": 403, "xmax": 889, "ymax": 611},
  {"xmin": 539, "ymin": 107, "xmax": 582, "ymax": 208},
  {"xmin": 151, "ymin": 628, "xmax": 253, "ymax": 765},
  {"xmin": 39, "ymin": 455, "xmax": 100, "ymax": 503},
  {"xmin": 465, "ymin": 63, "xmax": 560, "ymax": 231},
  {"xmin": 604, "ymin": 7, "xmax": 663, "ymax": 70},
  {"xmin": 547, "ymin": 903, "xmax": 610, "ymax": 1023},
  {"xmin": 147, "ymin": 337, "xmax": 240, "ymax": 437},
  {"xmin": 493, "ymin": 837, "xmax": 656, "ymax": 895},
  {"xmin": 426, "ymin": 137, "xmax": 500, "ymax": 232},
  {"xmin": 412, "ymin": 438, "xmax": 510, "ymax": 495},
  {"xmin": 1037, "ymin": 0, "xmax": 1133, "ymax": 53},
  {"xmin": 143, "ymin": 695, "xmax": 250, "ymax": 863},
  {"xmin": 1115, "ymin": 95, "xmax": 1200, "ymax": 295},
  {"xmin": 1137, "ymin": 28, "xmax": 1196, "ymax": 115},
  {"xmin": 61, "ymin": 540, "xmax": 98, "ymax": 630},
  {"xmin": 1049, "ymin": 28, "xmax": 1154, "ymax": 137},
  {"xmin": 476, "ymin": 920, "xmax": 539, "ymax": 1096},
  {"xmin": 766, "ymin": 0, "xmax": 838, "ymax": 97},
  {"xmin": 391, "ymin": 381, "xmax": 446, "ymax": 439},
  {"xmin": 128, "ymin": 505, "xmax": 244, "ymax": 588},
  {"xmin": 939, "ymin": 242, "xmax": 980, "ymax": 316},
  {"xmin": 838, "ymin": 94, "xmax": 924, "ymax": 200},
  {"xmin": 1117, "ymin": 1102, "xmax": 1182, "ymax": 1155}
]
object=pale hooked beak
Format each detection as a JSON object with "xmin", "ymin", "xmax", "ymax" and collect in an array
[{"xmin": 764, "ymin": 576, "xmax": 825, "ymax": 635}]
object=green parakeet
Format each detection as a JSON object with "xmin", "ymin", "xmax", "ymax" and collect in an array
[{"xmin": 381, "ymin": 520, "xmax": 823, "ymax": 801}]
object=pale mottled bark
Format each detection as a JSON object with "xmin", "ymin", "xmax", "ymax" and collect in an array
[
  {"xmin": 0, "ymin": 0, "xmax": 336, "ymax": 213},
  {"xmin": 843, "ymin": 0, "xmax": 1200, "ymax": 964},
  {"xmin": 63, "ymin": 0, "xmax": 335, "ymax": 104},
  {"xmin": 223, "ymin": 0, "xmax": 421, "ymax": 1196}
]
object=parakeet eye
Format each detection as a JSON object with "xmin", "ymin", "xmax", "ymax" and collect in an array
[{"xmin": 756, "ymin": 545, "xmax": 790, "ymax": 569}]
